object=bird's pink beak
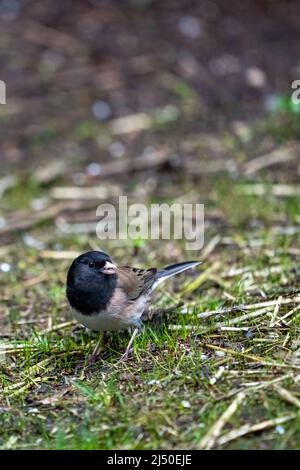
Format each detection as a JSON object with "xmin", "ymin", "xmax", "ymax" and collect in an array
[{"xmin": 102, "ymin": 261, "xmax": 117, "ymax": 275}]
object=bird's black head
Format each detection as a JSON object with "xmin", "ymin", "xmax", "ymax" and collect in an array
[{"xmin": 66, "ymin": 250, "xmax": 118, "ymax": 315}]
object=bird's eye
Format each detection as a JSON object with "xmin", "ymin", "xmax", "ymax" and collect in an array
[{"xmin": 89, "ymin": 261, "xmax": 95, "ymax": 268}]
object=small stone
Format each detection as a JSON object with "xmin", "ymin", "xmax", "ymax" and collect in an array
[
  {"xmin": 209, "ymin": 54, "xmax": 240, "ymax": 76},
  {"xmin": 72, "ymin": 172, "xmax": 86, "ymax": 185},
  {"xmin": 215, "ymin": 351, "xmax": 226, "ymax": 357},
  {"xmin": 178, "ymin": 16, "xmax": 203, "ymax": 39},
  {"xmin": 91, "ymin": 100, "xmax": 111, "ymax": 120},
  {"xmin": 275, "ymin": 425, "xmax": 285, "ymax": 435},
  {"xmin": 245, "ymin": 330, "xmax": 254, "ymax": 339},
  {"xmin": 23, "ymin": 233, "xmax": 45, "ymax": 250},
  {"xmin": 147, "ymin": 379, "xmax": 160, "ymax": 385},
  {"xmin": 245, "ymin": 67, "xmax": 267, "ymax": 88},
  {"xmin": 181, "ymin": 400, "xmax": 191, "ymax": 408},
  {"xmin": 0, "ymin": 262, "xmax": 11, "ymax": 272},
  {"xmin": 86, "ymin": 162, "xmax": 102, "ymax": 176},
  {"xmin": 109, "ymin": 141, "xmax": 125, "ymax": 158},
  {"xmin": 31, "ymin": 197, "xmax": 49, "ymax": 211},
  {"xmin": 264, "ymin": 94, "xmax": 281, "ymax": 112}
]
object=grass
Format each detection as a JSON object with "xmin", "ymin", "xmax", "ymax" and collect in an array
[
  {"xmin": 1, "ymin": 82, "xmax": 300, "ymax": 449},
  {"xmin": 2, "ymin": 0, "xmax": 300, "ymax": 450},
  {"xmin": 1, "ymin": 164, "xmax": 300, "ymax": 450}
]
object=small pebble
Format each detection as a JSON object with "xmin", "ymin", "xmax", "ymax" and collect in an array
[
  {"xmin": 72, "ymin": 172, "xmax": 86, "ymax": 185},
  {"xmin": 209, "ymin": 54, "xmax": 240, "ymax": 76},
  {"xmin": 264, "ymin": 94, "xmax": 281, "ymax": 112},
  {"xmin": 23, "ymin": 233, "xmax": 45, "ymax": 250},
  {"xmin": 147, "ymin": 379, "xmax": 160, "ymax": 385},
  {"xmin": 178, "ymin": 16, "xmax": 203, "ymax": 39},
  {"xmin": 245, "ymin": 330, "xmax": 254, "ymax": 339},
  {"xmin": 0, "ymin": 262, "xmax": 11, "ymax": 272},
  {"xmin": 53, "ymin": 243, "xmax": 63, "ymax": 251},
  {"xmin": 31, "ymin": 197, "xmax": 49, "ymax": 211},
  {"xmin": 156, "ymin": 104, "xmax": 180, "ymax": 123},
  {"xmin": 86, "ymin": 162, "xmax": 102, "ymax": 176},
  {"xmin": 245, "ymin": 67, "xmax": 267, "ymax": 88},
  {"xmin": 91, "ymin": 100, "xmax": 111, "ymax": 120},
  {"xmin": 109, "ymin": 141, "xmax": 125, "ymax": 158},
  {"xmin": 143, "ymin": 145, "xmax": 156, "ymax": 157},
  {"xmin": 181, "ymin": 400, "xmax": 191, "ymax": 408},
  {"xmin": 275, "ymin": 425, "xmax": 285, "ymax": 435},
  {"xmin": 215, "ymin": 351, "xmax": 226, "ymax": 357}
]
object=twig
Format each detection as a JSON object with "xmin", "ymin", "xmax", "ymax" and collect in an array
[
  {"xmin": 219, "ymin": 327, "xmax": 249, "ymax": 331},
  {"xmin": 202, "ymin": 343, "xmax": 300, "ymax": 370},
  {"xmin": 283, "ymin": 332, "xmax": 290, "ymax": 348},
  {"xmin": 199, "ymin": 391, "xmax": 246, "ymax": 449},
  {"xmin": 216, "ymin": 415, "xmax": 297, "ymax": 446},
  {"xmin": 274, "ymin": 385, "xmax": 300, "ymax": 409},
  {"xmin": 198, "ymin": 296, "xmax": 300, "ymax": 319},
  {"xmin": 39, "ymin": 321, "xmax": 77, "ymax": 335},
  {"xmin": 40, "ymin": 250, "xmax": 82, "ymax": 260},
  {"xmin": 270, "ymin": 296, "xmax": 282, "ymax": 326},
  {"xmin": 19, "ymin": 19, "xmax": 87, "ymax": 54},
  {"xmin": 182, "ymin": 262, "xmax": 220, "ymax": 295},
  {"xmin": 0, "ymin": 204, "xmax": 63, "ymax": 235},
  {"xmin": 19, "ymin": 357, "xmax": 53, "ymax": 375},
  {"xmin": 209, "ymin": 366, "xmax": 226, "ymax": 385},
  {"xmin": 240, "ymin": 184, "xmax": 300, "ymax": 197},
  {"xmin": 215, "ymin": 307, "xmax": 272, "ymax": 328},
  {"xmin": 216, "ymin": 373, "xmax": 293, "ymax": 401},
  {"xmin": 6, "ymin": 378, "xmax": 49, "ymax": 399},
  {"xmin": 110, "ymin": 112, "xmax": 152, "ymax": 134},
  {"xmin": 274, "ymin": 305, "xmax": 300, "ymax": 326},
  {"xmin": 54, "ymin": 149, "xmax": 168, "ymax": 187},
  {"xmin": 243, "ymin": 147, "xmax": 295, "ymax": 175},
  {"xmin": 0, "ymin": 175, "xmax": 16, "ymax": 198},
  {"xmin": 201, "ymin": 235, "xmax": 221, "ymax": 258}
]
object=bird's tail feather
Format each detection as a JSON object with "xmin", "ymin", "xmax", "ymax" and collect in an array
[{"xmin": 152, "ymin": 260, "xmax": 201, "ymax": 290}]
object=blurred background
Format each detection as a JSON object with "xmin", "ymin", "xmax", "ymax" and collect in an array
[
  {"xmin": 1, "ymin": 0, "xmax": 300, "ymax": 260},
  {"xmin": 0, "ymin": 0, "xmax": 300, "ymax": 294},
  {"xmin": 2, "ymin": 1, "xmax": 300, "ymax": 451}
]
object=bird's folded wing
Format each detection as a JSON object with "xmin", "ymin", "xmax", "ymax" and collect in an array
[{"xmin": 117, "ymin": 266, "xmax": 157, "ymax": 300}]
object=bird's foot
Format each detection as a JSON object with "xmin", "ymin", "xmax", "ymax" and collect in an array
[
  {"xmin": 117, "ymin": 327, "xmax": 140, "ymax": 363},
  {"xmin": 117, "ymin": 346, "xmax": 133, "ymax": 363},
  {"xmin": 88, "ymin": 353, "xmax": 101, "ymax": 365}
]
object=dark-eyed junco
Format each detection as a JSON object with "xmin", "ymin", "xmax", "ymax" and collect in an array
[{"xmin": 66, "ymin": 250, "xmax": 201, "ymax": 360}]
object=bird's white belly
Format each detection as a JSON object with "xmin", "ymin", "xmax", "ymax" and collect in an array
[
  {"xmin": 72, "ymin": 309, "xmax": 123, "ymax": 331},
  {"xmin": 71, "ymin": 296, "xmax": 147, "ymax": 332}
]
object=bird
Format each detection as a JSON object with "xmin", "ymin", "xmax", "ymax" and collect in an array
[{"xmin": 66, "ymin": 250, "xmax": 201, "ymax": 360}]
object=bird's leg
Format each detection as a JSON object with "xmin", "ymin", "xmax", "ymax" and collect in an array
[
  {"xmin": 118, "ymin": 327, "xmax": 140, "ymax": 362},
  {"xmin": 88, "ymin": 332, "xmax": 106, "ymax": 364},
  {"xmin": 92, "ymin": 333, "xmax": 104, "ymax": 356}
]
